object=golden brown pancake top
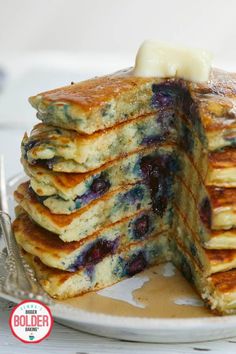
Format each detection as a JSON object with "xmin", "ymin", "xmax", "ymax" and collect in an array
[
  {"xmin": 14, "ymin": 181, "xmax": 139, "ymax": 228},
  {"xmin": 22, "ymin": 249, "xmax": 73, "ymax": 282},
  {"xmin": 29, "ymin": 68, "xmax": 236, "ymax": 134},
  {"xmin": 13, "ymin": 211, "xmax": 148, "ymax": 254},
  {"xmin": 22, "ymin": 145, "xmax": 161, "ymax": 190},
  {"xmin": 29, "ymin": 73, "xmax": 154, "ymax": 111},
  {"xmin": 13, "ymin": 213, "xmax": 81, "ymax": 252}
]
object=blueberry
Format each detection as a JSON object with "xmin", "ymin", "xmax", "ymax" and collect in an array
[
  {"xmin": 90, "ymin": 175, "xmax": 110, "ymax": 194},
  {"xmin": 151, "ymin": 84, "xmax": 178, "ymax": 108},
  {"xmin": 45, "ymin": 157, "xmax": 58, "ymax": 170},
  {"xmin": 190, "ymin": 243, "xmax": 197, "ymax": 257},
  {"xmin": 81, "ymin": 238, "xmax": 119, "ymax": 267},
  {"xmin": 139, "ymin": 156, "xmax": 153, "ymax": 176},
  {"xmin": 158, "ymin": 109, "xmax": 176, "ymax": 132},
  {"xmin": 141, "ymin": 135, "xmax": 163, "ymax": 145},
  {"xmin": 181, "ymin": 259, "xmax": 193, "ymax": 283},
  {"xmin": 30, "ymin": 157, "xmax": 59, "ymax": 169},
  {"xmin": 180, "ymin": 124, "xmax": 194, "ymax": 154},
  {"xmin": 141, "ymin": 155, "xmax": 176, "ymax": 217},
  {"xmin": 53, "ymin": 128, "xmax": 62, "ymax": 135},
  {"xmin": 23, "ymin": 140, "xmax": 39, "ymax": 159},
  {"xmin": 199, "ymin": 197, "xmax": 212, "ymax": 229},
  {"xmin": 73, "ymin": 175, "xmax": 111, "ymax": 209},
  {"xmin": 133, "ymin": 215, "xmax": 149, "ymax": 239},
  {"xmin": 101, "ymin": 103, "xmax": 112, "ymax": 117},
  {"xmin": 182, "ymin": 89, "xmax": 193, "ymax": 117},
  {"xmin": 141, "ymin": 110, "xmax": 176, "ymax": 146},
  {"xmin": 85, "ymin": 264, "xmax": 94, "ymax": 279},
  {"xmin": 126, "ymin": 252, "xmax": 147, "ymax": 276}
]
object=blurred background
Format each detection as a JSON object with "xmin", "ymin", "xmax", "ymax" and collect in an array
[{"xmin": 0, "ymin": 0, "xmax": 235, "ymax": 176}]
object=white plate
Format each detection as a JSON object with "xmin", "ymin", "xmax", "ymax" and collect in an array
[
  {"xmin": 1, "ymin": 289, "xmax": 236, "ymax": 343},
  {"xmin": 1, "ymin": 176, "xmax": 236, "ymax": 344}
]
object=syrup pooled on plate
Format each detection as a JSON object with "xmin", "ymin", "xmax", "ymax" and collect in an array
[{"xmin": 59, "ymin": 264, "xmax": 213, "ymax": 318}]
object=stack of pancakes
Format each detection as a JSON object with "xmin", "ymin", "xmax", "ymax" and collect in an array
[{"xmin": 13, "ymin": 68, "xmax": 236, "ymax": 314}]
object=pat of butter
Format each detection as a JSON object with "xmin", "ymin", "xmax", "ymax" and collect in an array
[{"xmin": 134, "ymin": 40, "xmax": 213, "ymax": 83}]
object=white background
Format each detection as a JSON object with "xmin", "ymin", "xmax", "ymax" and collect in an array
[{"xmin": 0, "ymin": 0, "xmax": 236, "ymax": 63}]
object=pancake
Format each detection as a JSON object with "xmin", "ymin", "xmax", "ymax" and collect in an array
[
  {"xmin": 206, "ymin": 248, "xmax": 236, "ymax": 274},
  {"xmin": 207, "ymin": 149, "xmax": 236, "ymax": 187},
  {"xmin": 206, "ymin": 229, "xmax": 236, "ymax": 249},
  {"xmin": 16, "ymin": 203, "xmax": 236, "ymax": 275},
  {"xmin": 22, "ymin": 145, "xmax": 162, "ymax": 199},
  {"xmin": 29, "ymin": 70, "xmax": 161, "ymax": 135},
  {"xmin": 174, "ymin": 208, "xmax": 236, "ymax": 275},
  {"xmin": 23, "ymin": 145, "xmax": 177, "ymax": 211},
  {"xmin": 15, "ymin": 170, "xmax": 235, "ymax": 246},
  {"xmin": 25, "ymin": 143, "xmax": 205, "ymax": 216},
  {"xmin": 23, "ymin": 118, "xmax": 210, "ymax": 214},
  {"xmin": 21, "ymin": 229, "xmax": 236, "ymax": 312},
  {"xmin": 177, "ymin": 151, "xmax": 236, "ymax": 236},
  {"xmin": 174, "ymin": 170, "xmax": 236, "ymax": 245},
  {"xmin": 209, "ymin": 187, "xmax": 236, "ymax": 230},
  {"xmin": 13, "ymin": 210, "xmax": 168, "ymax": 271},
  {"xmin": 170, "ymin": 238, "xmax": 236, "ymax": 315},
  {"xmin": 175, "ymin": 188, "xmax": 236, "ymax": 250},
  {"xmin": 22, "ymin": 109, "xmax": 178, "ymax": 173},
  {"xmin": 208, "ymin": 270, "xmax": 236, "ymax": 314},
  {"xmin": 15, "ymin": 181, "xmax": 173, "ymax": 242},
  {"xmin": 29, "ymin": 68, "xmax": 236, "ymax": 152},
  {"xmin": 174, "ymin": 209, "xmax": 211, "ymax": 274},
  {"xmin": 21, "ymin": 234, "xmax": 170, "ymax": 299}
]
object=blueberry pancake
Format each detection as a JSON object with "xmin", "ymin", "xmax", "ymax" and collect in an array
[
  {"xmin": 22, "ymin": 110, "xmax": 179, "ymax": 173},
  {"xmin": 15, "ymin": 181, "xmax": 173, "ymax": 242},
  {"xmin": 174, "ymin": 177, "xmax": 236, "ymax": 247},
  {"xmin": 208, "ymin": 187, "xmax": 236, "ymax": 230},
  {"xmin": 21, "ymin": 233, "xmax": 170, "ymax": 300},
  {"xmin": 26, "ymin": 145, "xmax": 206, "ymax": 215},
  {"xmin": 29, "ymin": 70, "xmax": 161, "ymax": 135},
  {"xmin": 206, "ymin": 229, "xmax": 236, "ymax": 249},
  {"xmin": 170, "ymin": 238, "xmax": 236, "ymax": 315},
  {"xmin": 174, "ymin": 209, "xmax": 236, "ymax": 275},
  {"xmin": 15, "ymin": 174, "xmax": 235, "ymax": 249},
  {"xmin": 206, "ymin": 149, "xmax": 236, "ymax": 187},
  {"xmin": 21, "ymin": 230, "xmax": 236, "ymax": 312},
  {"xmin": 23, "ymin": 145, "xmax": 177, "ymax": 210},
  {"xmin": 29, "ymin": 68, "xmax": 236, "ymax": 148},
  {"xmin": 13, "ymin": 210, "xmax": 168, "ymax": 271}
]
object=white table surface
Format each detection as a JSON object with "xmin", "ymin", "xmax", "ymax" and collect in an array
[{"xmin": 1, "ymin": 128, "xmax": 236, "ymax": 353}]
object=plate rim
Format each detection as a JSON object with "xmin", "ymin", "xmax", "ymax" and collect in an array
[{"xmin": 1, "ymin": 290, "xmax": 236, "ymax": 331}]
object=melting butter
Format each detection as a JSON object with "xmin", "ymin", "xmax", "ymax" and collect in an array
[{"xmin": 134, "ymin": 40, "xmax": 212, "ymax": 83}]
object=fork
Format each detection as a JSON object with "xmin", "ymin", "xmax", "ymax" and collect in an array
[{"xmin": 0, "ymin": 155, "xmax": 52, "ymax": 304}]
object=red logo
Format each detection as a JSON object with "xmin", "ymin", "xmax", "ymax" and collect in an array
[{"xmin": 9, "ymin": 300, "xmax": 53, "ymax": 343}]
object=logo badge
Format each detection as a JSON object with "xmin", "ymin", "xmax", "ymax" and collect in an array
[{"xmin": 9, "ymin": 300, "xmax": 53, "ymax": 343}]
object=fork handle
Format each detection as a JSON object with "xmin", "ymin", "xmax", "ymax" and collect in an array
[
  {"xmin": 0, "ymin": 211, "xmax": 34, "ymax": 291},
  {"xmin": 0, "ymin": 212, "xmax": 53, "ymax": 304}
]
